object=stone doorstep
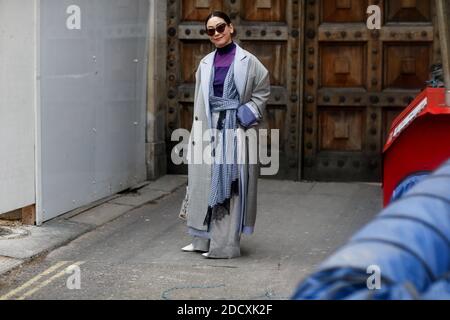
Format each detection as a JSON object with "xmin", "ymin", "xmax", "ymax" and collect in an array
[
  {"xmin": 68, "ymin": 187, "xmax": 178, "ymax": 227},
  {"xmin": 62, "ymin": 175, "xmax": 187, "ymax": 221},
  {"xmin": 69, "ymin": 203, "xmax": 133, "ymax": 227},
  {"xmin": 58, "ymin": 194, "xmax": 122, "ymax": 221},
  {"xmin": 108, "ymin": 189, "xmax": 169, "ymax": 207},
  {"xmin": 139, "ymin": 175, "xmax": 187, "ymax": 193}
]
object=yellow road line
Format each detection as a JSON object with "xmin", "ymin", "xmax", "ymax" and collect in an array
[
  {"xmin": 0, "ymin": 261, "xmax": 71, "ymax": 300},
  {"xmin": 17, "ymin": 261, "xmax": 85, "ymax": 300}
]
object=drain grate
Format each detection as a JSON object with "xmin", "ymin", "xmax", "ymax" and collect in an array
[
  {"xmin": 0, "ymin": 227, "xmax": 12, "ymax": 237},
  {"xmin": 0, "ymin": 226, "xmax": 30, "ymax": 240}
]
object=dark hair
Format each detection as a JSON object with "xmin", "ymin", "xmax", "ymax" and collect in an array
[{"xmin": 205, "ymin": 11, "xmax": 232, "ymax": 28}]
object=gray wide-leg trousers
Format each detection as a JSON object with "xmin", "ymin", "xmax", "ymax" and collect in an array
[{"xmin": 192, "ymin": 193, "xmax": 241, "ymax": 259}]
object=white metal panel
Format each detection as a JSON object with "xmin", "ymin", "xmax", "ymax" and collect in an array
[
  {"xmin": 38, "ymin": 0, "xmax": 149, "ymax": 222},
  {"xmin": 0, "ymin": 0, "xmax": 36, "ymax": 215}
]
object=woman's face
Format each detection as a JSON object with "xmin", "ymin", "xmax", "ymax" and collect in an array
[{"xmin": 206, "ymin": 17, "xmax": 234, "ymax": 48}]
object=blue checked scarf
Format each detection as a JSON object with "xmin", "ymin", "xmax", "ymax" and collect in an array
[{"xmin": 208, "ymin": 63, "xmax": 240, "ymax": 208}]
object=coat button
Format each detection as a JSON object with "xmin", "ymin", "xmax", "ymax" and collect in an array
[
  {"xmin": 211, "ymin": 136, "xmax": 215, "ymax": 143},
  {"xmin": 212, "ymin": 149, "xmax": 215, "ymax": 157},
  {"xmin": 192, "ymin": 141, "xmax": 195, "ymax": 146},
  {"xmin": 195, "ymin": 116, "xmax": 199, "ymax": 121}
]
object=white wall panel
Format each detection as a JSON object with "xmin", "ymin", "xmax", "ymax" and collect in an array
[
  {"xmin": 38, "ymin": 0, "xmax": 149, "ymax": 222},
  {"xmin": 0, "ymin": 0, "xmax": 36, "ymax": 214}
]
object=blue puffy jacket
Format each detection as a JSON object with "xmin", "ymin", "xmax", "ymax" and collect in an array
[{"xmin": 292, "ymin": 160, "xmax": 450, "ymax": 300}]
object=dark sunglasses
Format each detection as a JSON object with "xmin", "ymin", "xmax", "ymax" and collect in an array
[{"xmin": 206, "ymin": 23, "xmax": 228, "ymax": 37}]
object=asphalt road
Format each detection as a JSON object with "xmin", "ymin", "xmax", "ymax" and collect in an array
[{"xmin": 0, "ymin": 179, "xmax": 382, "ymax": 300}]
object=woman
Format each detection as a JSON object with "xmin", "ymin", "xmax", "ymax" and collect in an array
[{"xmin": 182, "ymin": 11, "xmax": 270, "ymax": 259}]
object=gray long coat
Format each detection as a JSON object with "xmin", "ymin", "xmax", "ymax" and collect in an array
[{"xmin": 186, "ymin": 43, "xmax": 270, "ymax": 232}]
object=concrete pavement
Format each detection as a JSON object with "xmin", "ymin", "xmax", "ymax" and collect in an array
[
  {"xmin": 0, "ymin": 175, "xmax": 188, "ymax": 275},
  {"xmin": 0, "ymin": 176, "xmax": 382, "ymax": 299}
]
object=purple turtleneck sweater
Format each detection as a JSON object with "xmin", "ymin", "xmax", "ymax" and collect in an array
[
  {"xmin": 213, "ymin": 41, "xmax": 237, "ymax": 97},
  {"xmin": 212, "ymin": 42, "xmax": 260, "ymax": 129}
]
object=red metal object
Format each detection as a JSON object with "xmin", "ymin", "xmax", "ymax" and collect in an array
[{"xmin": 383, "ymin": 88, "xmax": 450, "ymax": 206}]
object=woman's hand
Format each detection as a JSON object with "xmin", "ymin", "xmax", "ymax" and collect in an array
[{"xmin": 237, "ymin": 104, "xmax": 259, "ymax": 128}]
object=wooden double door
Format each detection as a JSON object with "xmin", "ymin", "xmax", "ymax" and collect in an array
[
  {"xmin": 166, "ymin": 0, "xmax": 440, "ymax": 181},
  {"xmin": 303, "ymin": 0, "xmax": 440, "ymax": 181}
]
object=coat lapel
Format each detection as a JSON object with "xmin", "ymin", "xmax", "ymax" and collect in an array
[
  {"xmin": 200, "ymin": 52, "xmax": 215, "ymax": 129},
  {"xmin": 234, "ymin": 44, "xmax": 249, "ymax": 102}
]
